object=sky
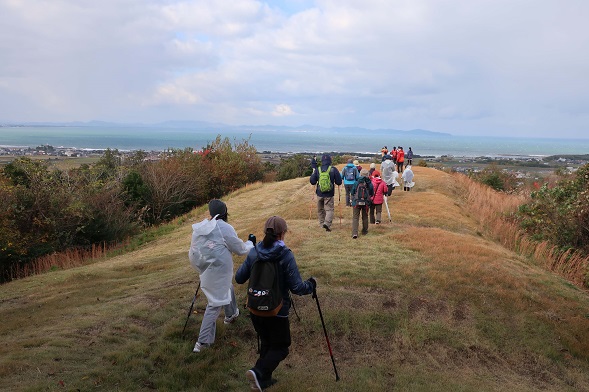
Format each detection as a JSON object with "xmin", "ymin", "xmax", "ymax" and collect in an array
[{"xmin": 1, "ymin": 0, "xmax": 588, "ymax": 138}]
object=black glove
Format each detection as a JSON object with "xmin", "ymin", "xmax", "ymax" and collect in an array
[
  {"xmin": 248, "ymin": 234, "xmax": 256, "ymax": 244},
  {"xmin": 308, "ymin": 277, "xmax": 317, "ymax": 291}
]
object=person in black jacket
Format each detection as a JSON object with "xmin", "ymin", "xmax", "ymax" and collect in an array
[
  {"xmin": 236, "ymin": 216, "xmax": 316, "ymax": 392},
  {"xmin": 309, "ymin": 154, "xmax": 342, "ymax": 232}
]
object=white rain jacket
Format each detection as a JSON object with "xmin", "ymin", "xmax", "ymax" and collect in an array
[
  {"xmin": 402, "ymin": 168, "xmax": 415, "ymax": 188},
  {"xmin": 188, "ymin": 216, "xmax": 254, "ymax": 307},
  {"xmin": 381, "ymin": 159, "xmax": 400, "ymax": 187}
]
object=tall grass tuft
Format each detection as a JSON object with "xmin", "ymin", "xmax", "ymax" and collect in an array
[{"xmin": 453, "ymin": 172, "xmax": 589, "ymax": 288}]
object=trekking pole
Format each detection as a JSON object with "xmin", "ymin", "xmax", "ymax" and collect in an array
[
  {"xmin": 182, "ymin": 282, "xmax": 200, "ymax": 337},
  {"xmin": 383, "ymin": 195, "xmax": 392, "ymax": 223},
  {"xmin": 312, "ymin": 286, "xmax": 340, "ymax": 381},
  {"xmin": 338, "ymin": 185, "xmax": 342, "ymax": 227}
]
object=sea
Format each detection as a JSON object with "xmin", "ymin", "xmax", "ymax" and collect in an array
[{"xmin": 1, "ymin": 125, "xmax": 588, "ymax": 158}]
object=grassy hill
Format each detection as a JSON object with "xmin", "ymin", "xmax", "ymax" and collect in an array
[{"xmin": 1, "ymin": 167, "xmax": 588, "ymax": 392}]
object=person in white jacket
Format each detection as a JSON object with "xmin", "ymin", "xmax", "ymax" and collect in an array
[
  {"xmin": 188, "ymin": 199, "xmax": 255, "ymax": 352},
  {"xmin": 402, "ymin": 166, "xmax": 415, "ymax": 191}
]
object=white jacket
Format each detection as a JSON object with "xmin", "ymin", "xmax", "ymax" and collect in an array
[
  {"xmin": 402, "ymin": 168, "xmax": 415, "ymax": 187},
  {"xmin": 188, "ymin": 217, "xmax": 253, "ymax": 306}
]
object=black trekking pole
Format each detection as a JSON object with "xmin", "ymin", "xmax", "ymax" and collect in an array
[
  {"xmin": 312, "ymin": 287, "xmax": 340, "ymax": 381},
  {"xmin": 182, "ymin": 282, "xmax": 200, "ymax": 337}
]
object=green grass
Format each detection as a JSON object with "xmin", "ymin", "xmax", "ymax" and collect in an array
[{"xmin": 1, "ymin": 167, "xmax": 588, "ymax": 391}]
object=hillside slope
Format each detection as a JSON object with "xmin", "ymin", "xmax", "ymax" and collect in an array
[{"xmin": 1, "ymin": 167, "xmax": 588, "ymax": 392}]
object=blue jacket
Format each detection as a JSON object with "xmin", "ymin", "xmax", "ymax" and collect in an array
[
  {"xmin": 235, "ymin": 241, "xmax": 314, "ymax": 317},
  {"xmin": 341, "ymin": 163, "xmax": 359, "ymax": 185},
  {"xmin": 309, "ymin": 154, "xmax": 343, "ymax": 197}
]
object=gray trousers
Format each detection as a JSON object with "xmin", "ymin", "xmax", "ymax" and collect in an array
[
  {"xmin": 317, "ymin": 196, "xmax": 335, "ymax": 228},
  {"xmin": 198, "ymin": 285, "xmax": 238, "ymax": 345}
]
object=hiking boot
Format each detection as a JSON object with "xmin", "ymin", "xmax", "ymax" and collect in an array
[
  {"xmin": 323, "ymin": 224, "xmax": 331, "ymax": 232},
  {"xmin": 352, "ymin": 234, "xmax": 358, "ymax": 239},
  {"xmin": 246, "ymin": 369, "xmax": 262, "ymax": 392},
  {"xmin": 224, "ymin": 308, "xmax": 240, "ymax": 324},
  {"xmin": 192, "ymin": 341, "xmax": 209, "ymax": 353},
  {"xmin": 375, "ymin": 221, "xmax": 381, "ymax": 224}
]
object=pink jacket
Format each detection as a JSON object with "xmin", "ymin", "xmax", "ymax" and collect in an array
[{"xmin": 371, "ymin": 177, "xmax": 388, "ymax": 205}]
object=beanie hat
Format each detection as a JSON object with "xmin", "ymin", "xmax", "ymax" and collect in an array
[
  {"xmin": 208, "ymin": 199, "xmax": 228, "ymax": 219},
  {"xmin": 264, "ymin": 216, "xmax": 287, "ymax": 234},
  {"xmin": 373, "ymin": 170, "xmax": 381, "ymax": 177}
]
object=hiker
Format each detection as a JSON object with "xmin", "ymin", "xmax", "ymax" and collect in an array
[
  {"xmin": 341, "ymin": 159, "xmax": 359, "ymax": 207},
  {"xmin": 380, "ymin": 154, "xmax": 398, "ymax": 196},
  {"xmin": 188, "ymin": 199, "xmax": 255, "ymax": 353},
  {"xmin": 381, "ymin": 146, "xmax": 388, "ymax": 157},
  {"xmin": 351, "ymin": 169, "xmax": 374, "ymax": 238},
  {"xmin": 406, "ymin": 147, "xmax": 414, "ymax": 166},
  {"xmin": 235, "ymin": 216, "xmax": 316, "ymax": 392},
  {"xmin": 369, "ymin": 162, "xmax": 376, "ymax": 177},
  {"xmin": 369, "ymin": 170, "xmax": 388, "ymax": 224},
  {"xmin": 391, "ymin": 147, "xmax": 397, "ymax": 166},
  {"xmin": 396, "ymin": 147, "xmax": 405, "ymax": 173},
  {"xmin": 309, "ymin": 153, "xmax": 342, "ymax": 232},
  {"xmin": 353, "ymin": 159, "xmax": 362, "ymax": 172},
  {"xmin": 402, "ymin": 166, "xmax": 415, "ymax": 191}
]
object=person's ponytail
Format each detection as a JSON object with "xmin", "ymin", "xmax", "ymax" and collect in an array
[{"xmin": 262, "ymin": 228, "xmax": 277, "ymax": 248}]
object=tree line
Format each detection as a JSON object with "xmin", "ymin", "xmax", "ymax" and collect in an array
[{"xmin": 0, "ymin": 136, "xmax": 264, "ymax": 283}]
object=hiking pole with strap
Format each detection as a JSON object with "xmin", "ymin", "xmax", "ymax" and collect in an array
[
  {"xmin": 312, "ymin": 286, "xmax": 340, "ymax": 381},
  {"xmin": 338, "ymin": 185, "xmax": 342, "ymax": 227},
  {"xmin": 182, "ymin": 282, "xmax": 200, "ymax": 337},
  {"xmin": 383, "ymin": 195, "xmax": 392, "ymax": 223}
]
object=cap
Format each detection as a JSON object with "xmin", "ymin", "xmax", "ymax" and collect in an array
[
  {"xmin": 373, "ymin": 170, "xmax": 381, "ymax": 177},
  {"xmin": 208, "ymin": 199, "xmax": 227, "ymax": 218},
  {"xmin": 264, "ymin": 216, "xmax": 288, "ymax": 234}
]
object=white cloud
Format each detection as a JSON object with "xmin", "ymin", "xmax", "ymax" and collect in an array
[{"xmin": 0, "ymin": 0, "xmax": 588, "ymax": 137}]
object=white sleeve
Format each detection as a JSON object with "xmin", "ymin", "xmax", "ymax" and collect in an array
[{"xmin": 217, "ymin": 221, "xmax": 254, "ymax": 255}]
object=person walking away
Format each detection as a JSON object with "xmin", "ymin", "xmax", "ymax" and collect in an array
[
  {"xmin": 402, "ymin": 166, "xmax": 415, "ymax": 191},
  {"xmin": 188, "ymin": 199, "xmax": 255, "ymax": 353},
  {"xmin": 310, "ymin": 154, "xmax": 342, "ymax": 231},
  {"xmin": 341, "ymin": 159, "xmax": 359, "ymax": 207},
  {"xmin": 391, "ymin": 147, "xmax": 398, "ymax": 167},
  {"xmin": 235, "ymin": 216, "xmax": 316, "ymax": 392},
  {"xmin": 353, "ymin": 159, "xmax": 362, "ymax": 172},
  {"xmin": 406, "ymin": 147, "xmax": 414, "ymax": 166},
  {"xmin": 396, "ymin": 147, "xmax": 405, "ymax": 173},
  {"xmin": 381, "ymin": 146, "xmax": 388, "ymax": 157},
  {"xmin": 369, "ymin": 162, "xmax": 376, "ymax": 177},
  {"xmin": 380, "ymin": 154, "xmax": 398, "ymax": 196},
  {"xmin": 351, "ymin": 169, "xmax": 374, "ymax": 238},
  {"xmin": 369, "ymin": 170, "xmax": 388, "ymax": 224}
]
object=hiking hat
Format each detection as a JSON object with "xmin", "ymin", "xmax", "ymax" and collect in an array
[
  {"xmin": 353, "ymin": 160, "xmax": 359, "ymax": 166},
  {"xmin": 370, "ymin": 163, "xmax": 376, "ymax": 169},
  {"xmin": 208, "ymin": 199, "xmax": 228, "ymax": 219},
  {"xmin": 360, "ymin": 169, "xmax": 369, "ymax": 177},
  {"xmin": 264, "ymin": 216, "xmax": 287, "ymax": 234},
  {"xmin": 373, "ymin": 170, "xmax": 381, "ymax": 177}
]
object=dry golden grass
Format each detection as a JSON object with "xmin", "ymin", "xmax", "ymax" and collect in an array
[{"xmin": 1, "ymin": 167, "xmax": 588, "ymax": 391}]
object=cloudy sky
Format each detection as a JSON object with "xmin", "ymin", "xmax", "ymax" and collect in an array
[{"xmin": 1, "ymin": 0, "xmax": 588, "ymax": 138}]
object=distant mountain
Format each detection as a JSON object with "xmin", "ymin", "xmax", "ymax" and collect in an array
[{"xmin": 3, "ymin": 120, "xmax": 453, "ymax": 137}]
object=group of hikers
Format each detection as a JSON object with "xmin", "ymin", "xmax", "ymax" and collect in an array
[
  {"xmin": 310, "ymin": 149, "xmax": 415, "ymax": 239},
  {"xmin": 186, "ymin": 147, "xmax": 416, "ymax": 391}
]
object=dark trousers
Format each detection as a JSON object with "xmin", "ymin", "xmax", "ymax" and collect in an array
[{"xmin": 251, "ymin": 315, "xmax": 291, "ymax": 382}]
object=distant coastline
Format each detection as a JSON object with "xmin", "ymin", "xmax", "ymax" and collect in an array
[{"xmin": 1, "ymin": 124, "xmax": 588, "ymax": 158}]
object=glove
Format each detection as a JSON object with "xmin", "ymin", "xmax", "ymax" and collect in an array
[
  {"xmin": 308, "ymin": 277, "xmax": 317, "ymax": 291},
  {"xmin": 248, "ymin": 234, "xmax": 256, "ymax": 244}
]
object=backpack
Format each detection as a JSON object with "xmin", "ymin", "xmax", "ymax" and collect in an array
[
  {"xmin": 354, "ymin": 180, "xmax": 371, "ymax": 207},
  {"xmin": 344, "ymin": 166, "xmax": 356, "ymax": 181},
  {"xmin": 188, "ymin": 216, "xmax": 225, "ymax": 274},
  {"xmin": 318, "ymin": 166, "xmax": 333, "ymax": 193},
  {"xmin": 247, "ymin": 252, "xmax": 283, "ymax": 317}
]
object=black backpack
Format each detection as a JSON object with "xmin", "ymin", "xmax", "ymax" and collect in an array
[
  {"xmin": 354, "ymin": 180, "xmax": 371, "ymax": 207},
  {"xmin": 247, "ymin": 252, "xmax": 283, "ymax": 317}
]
